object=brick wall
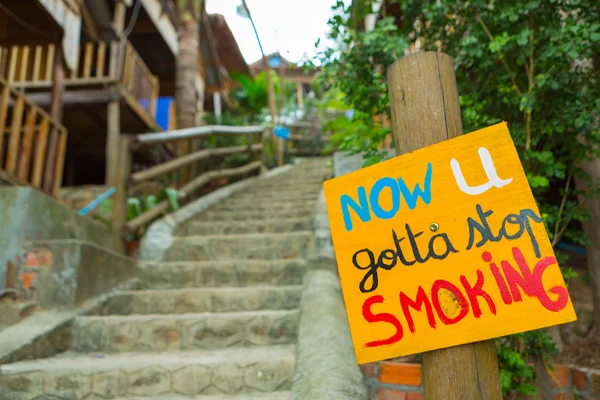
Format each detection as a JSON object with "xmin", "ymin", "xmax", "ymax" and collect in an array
[
  {"xmin": 361, "ymin": 361, "xmax": 600, "ymax": 400},
  {"xmin": 361, "ymin": 361, "xmax": 424, "ymax": 399}
]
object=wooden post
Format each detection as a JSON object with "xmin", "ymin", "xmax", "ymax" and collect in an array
[
  {"xmin": 112, "ymin": 135, "xmax": 132, "ymax": 252},
  {"xmin": 42, "ymin": 41, "xmax": 65, "ymax": 194},
  {"xmin": 296, "ymin": 81, "xmax": 304, "ymax": 109},
  {"xmin": 387, "ymin": 51, "xmax": 502, "ymax": 400},
  {"xmin": 106, "ymin": 0, "xmax": 127, "ymax": 186},
  {"xmin": 106, "ymin": 101, "xmax": 121, "ymax": 186}
]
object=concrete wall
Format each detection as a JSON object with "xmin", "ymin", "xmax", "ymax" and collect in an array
[
  {"xmin": 25, "ymin": 240, "xmax": 137, "ymax": 309},
  {"xmin": 0, "ymin": 187, "xmax": 118, "ymax": 291}
]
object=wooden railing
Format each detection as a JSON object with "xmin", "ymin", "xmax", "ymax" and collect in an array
[
  {"xmin": 285, "ymin": 121, "xmax": 330, "ymax": 157},
  {"xmin": 113, "ymin": 125, "xmax": 265, "ymax": 236},
  {"xmin": 0, "ymin": 40, "xmax": 159, "ymax": 124},
  {"xmin": 121, "ymin": 40, "xmax": 159, "ymax": 120},
  {"xmin": 0, "ymin": 78, "xmax": 67, "ymax": 196}
]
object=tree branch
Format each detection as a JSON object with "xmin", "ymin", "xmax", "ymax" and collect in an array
[
  {"xmin": 475, "ymin": 13, "xmax": 523, "ymax": 96},
  {"xmin": 552, "ymin": 173, "xmax": 573, "ymax": 247}
]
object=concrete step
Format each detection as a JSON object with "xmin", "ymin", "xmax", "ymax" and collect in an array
[
  {"xmin": 165, "ymin": 232, "xmax": 315, "ymax": 262},
  {"xmin": 72, "ymin": 309, "xmax": 300, "ymax": 353},
  {"xmin": 95, "ymin": 286, "xmax": 303, "ymax": 316},
  {"xmin": 197, "ymin": 207, "xmax": 314, "ymax": 222},
  {"xmin": 212, "ymin": 200, "xmax": 315, "ymax": 212},
  {"xmin": 0, "ymin": 345, "xmax": 296, "ymax": 398},
  {"xmin": 116, "ymin": 393, "xmax": 291, "ymax": 399},
  {"xmin": 186, "ymin": 218, "xmax": 313, "ymax": 236},
  {"xmin": 137, "ymin": 259, "xmax": 307, "ymax": 289},
  {"xmin": 244, "ymin": 183, "xmax": 322, "ymax": 193},
  {"xmin": 230, "ymin": 192, "xmax": 317, "ymax": 202}
]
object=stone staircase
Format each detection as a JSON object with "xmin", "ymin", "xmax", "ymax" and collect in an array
[{"xmin": 0, "ymin": 158, "xmax": 331, "ymax": 400}]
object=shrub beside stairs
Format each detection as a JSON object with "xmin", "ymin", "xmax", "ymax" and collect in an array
[{"xmin": 0, "ymin": 158, "xmax": 332, "ymax": 399}]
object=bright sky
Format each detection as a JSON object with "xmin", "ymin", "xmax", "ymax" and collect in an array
[{"xmin": 206, "ymin": 0, "xmax": 339, "ymax": 65}]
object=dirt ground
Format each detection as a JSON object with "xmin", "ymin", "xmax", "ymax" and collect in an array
[{"xmin": 554, "ymin": 261, "xmax": 599, "ymax": 369}]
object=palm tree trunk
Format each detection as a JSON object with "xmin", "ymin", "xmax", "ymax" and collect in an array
[{"xmin": 175, "ymin": 10, "xmax": 199, "ymax": 185}]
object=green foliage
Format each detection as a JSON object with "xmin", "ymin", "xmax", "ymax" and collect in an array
[
  {"xmin": 230, "ymin": 71, "xmax": 281, "ymax": 121},
  {"xmin": 312, "ymin": 0, "xmax": 408, "ymax": 162},
  {"xmin": 317, "ymin": 0, "xmax": 599, "ymax": 397},
  {"xmin": 98, "ymin": 186, "xmax": 180, "ymax": 241}
]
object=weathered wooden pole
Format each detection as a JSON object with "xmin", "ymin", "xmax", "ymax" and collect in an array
[
  {"xmin": 42, "ymin": 40, "xmax": 64, "ymax": 194},
  {"xmin": 387, "ymin": 51, "xmax": 503, "ymax": 400}
]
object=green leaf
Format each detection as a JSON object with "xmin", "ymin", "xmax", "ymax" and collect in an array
[
  {"xmin": 143, "ymin": 195, "xmax": 157, "ymax": 212},
  {"xmin": 528, "ymin": 175, "xmax": 550, "ymax": 188},
  {"xmin": 127, "ymin": 198, "xmax": 142, "ymax": 221},
  {"xmin": 161, "ymin": 188, "xmax": 180, "ymax": 211}
]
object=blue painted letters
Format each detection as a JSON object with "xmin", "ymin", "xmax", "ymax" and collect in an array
[{"xmin": 341, "ymin": 163, "xmax": 433, "ymax": 231}]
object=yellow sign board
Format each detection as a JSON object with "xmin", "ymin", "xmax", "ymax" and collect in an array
[{"xmin": 324, "ymin": 122, "xmax": 577, "ymax": 365}]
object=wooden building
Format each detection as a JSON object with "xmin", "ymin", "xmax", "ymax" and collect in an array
[
  {"xmin": 0, "ymin": 0, "xmax": 250, "ymax": 195},
  {"xmin": 250, "ymin": 52, "xmax": 320, "ymax": 109}
]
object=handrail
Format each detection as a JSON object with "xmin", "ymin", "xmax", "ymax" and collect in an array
[
  {"xmin": 123, "ymin": 161, "xmax": 263, "ymax": 234},
  {"xmin": 130, "ymin": 143, "xmax": 263, "ymax": 184},
  {"xmin": 113, "ymin": 124, "xmax": 265, "ymax": 239},
  {"xmin": 131, "ymin": 125, "xmax": 265, "ymax": 146}
]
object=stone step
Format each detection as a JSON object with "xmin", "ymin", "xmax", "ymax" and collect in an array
[
  {"xmin": 165, "ymin": 232, "xmax": 315, "ymax": 262},
  {"xmin": 212, "ymin": 200, "xmax": 315, "ymax": 212},
  {"xmin": 116, "ymin": 393, "xmax": 291, "ymax": 399},
  {"xmin": 186, "ymin": 218, "xmax": 313, "ymax": 236},
  {"xmin": 196, "ymin": 207, "xmax": 314, "ymax": 222},
  {"xmin": 95, "ymin": 286, "xmax": 303, "ymax": 316},
  {"xmin": 137, "ymin": 259, "xmax": 307, "ymax": 289},
  {"xmin": 244, "ymin": 183, "xmax": 322, "ymax": 193},
  {"xmin": 0, "ymin": 345, "xmax": 296, "ymax": 398},
  {"xmin": 72, "ymin": 309, "xmax": 300, "ymax": 353},
  {"xmin": 231, "ymin": 192, "xmax": 317, "ymax": 202}
]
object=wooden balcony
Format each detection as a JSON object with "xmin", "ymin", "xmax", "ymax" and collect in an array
[
  {"xmin": 0, "ymin": 78, "xmax": 67, "ymax": 197},
  {"xmin": 0, "ymin": 39, "xmax": 160, "ymax": 133}
]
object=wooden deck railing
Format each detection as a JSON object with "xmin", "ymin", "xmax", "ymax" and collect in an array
[
  {"xmin": 113, "ymin": 125, "xmax": 265, "ymax": 236},
  {"xmin": 285, "ymin": 121, "xmax": 330, "ymax": 157},
  {"xmin": 0, "ymin": 78, "xmax": 67, "ymax": 196},
  {"xmin": 121, "ymin": 40, "xmax": 159, "ymax": 120},
  {"xmin": 0, "ymin": 40, "xmax": 159, "ymax": 125}
]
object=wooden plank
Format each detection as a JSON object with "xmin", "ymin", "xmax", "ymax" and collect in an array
[
  {"xmin": 32, "ymin": 45, "xmax": 43, "ymax": 81},
  {"xmin": 43, "ymin": 42, "xmax": 65, "ymax": 194},
  {"xmin": 122, "ymin": 45, "xmax": 133, "ymax": 89},
  {"xmin": 0, "ymin": 47, "xmax": 6, "ymax": 79},
  {"xmin": 52, "ymin": 130, "xmax": 67, "ymax": 197},
  {"xmin": 7, "ymin": 46, "xmax": 18, "ymax": 82},
  {"xmin": 112, "ymin": 134, "xmax": 132, "ymax": 253},
  {"xmin": 6, "ymin": 96, "xmax": 25, "ymax": 173},
  {"xmin": 82, "ymin": 42, "xmax": 94, "ymax": 78},
  {"xmin": 150, "ymin": 76, "xmax": 159, "ymax": 118},
  {"xmin": 45, "ymin": 44, "xmax": 55, "ymax": 81},
  {"xmin": 17, "ymin": 108, "xmax": 38, "ymax": 181},
  {"xmin": 130, "ymin": 143, "xmax": 263, "ymax": 183},
  {"xmin": 387, "ymin": 51, "xmax": 502, "ymax": 400},
  {"xmin": 105, "ymin": 100, "xmax": 120, "ymax": 186},
  {"xmin": 108, "ymin": 41, "xmax": 120, "ymax": 79},
  {"xmin": 131, "ymin": 125, "xmax": 265, "ymax": 146},
  {"xmin": 17, "ymin": 88, "xmax": 121, "ymax": 107},
  {"xmin": 0, "ymin": 86, "xmax": 10, "ymax": 166},
  {"xmin": 18, "ymin": 46, "xmax": 30, "ymax": 82},
  {"xmin": 32, "ymin": 118, "xmax": 50, "ymax": 188},
  {"xmin": 96, "ymin": 42, "xmax": 106, "ymax": 78}
]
